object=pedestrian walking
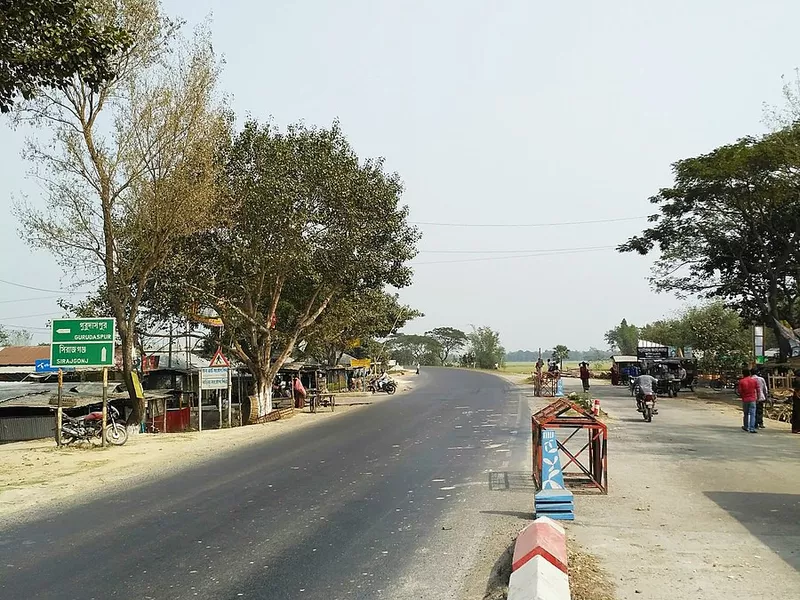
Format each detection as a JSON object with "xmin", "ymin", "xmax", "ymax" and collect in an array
[
  {"xmin": 579, "ymin": 362, "xmax": 591, "ymax": 392},
  {"xmin": 754, "ymin": 368, "xmax": 768, "ymax": 429},
  {"xmin": 293, "ymin": 375, "xmax": 307, "ymax": 410},
  {"xmin": 737, "ymin": 368, "xmax": 759, "ymax": 433}
]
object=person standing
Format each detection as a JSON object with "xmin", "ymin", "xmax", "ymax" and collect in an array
[
  {"xmin": 754, "ymin": 368, "xmax": 768, "ymax": 429},
  {"xmin": 293, "ymin": 375, "xmax": 307, "ymax": 410},
  {"xmin": 579, "ymin": 362, "xmax": 591, "ymax": 392},
  {"xmin": 737, "ymin": 368, "xmax": 759, "ymax": 433}
]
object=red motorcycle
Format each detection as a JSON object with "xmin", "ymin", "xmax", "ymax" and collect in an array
[{"xmin": 59, "ymin": 405, "xmax": 128, "ymax": 446}]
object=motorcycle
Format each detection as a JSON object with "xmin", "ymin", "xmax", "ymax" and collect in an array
[
  {"xmin": 368, "ymin": 377, "xmax": 397, "ymax": 395},
  {"xmin": 636, "ymin": 391, "xmax": 657, "ymax": 423},
  {"xmin": 59, "ymin": 404, "xmax": 129, "ymax": 446}
]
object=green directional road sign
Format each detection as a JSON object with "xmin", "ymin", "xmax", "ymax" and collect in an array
[{"xmin": 51, "ymin": 318, "xmax": 115, "ymax": 368}]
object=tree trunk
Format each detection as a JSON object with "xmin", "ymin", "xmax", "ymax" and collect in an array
[
  {"xmin": 119, "ymin": 331, "xmax": 143, "ymax": 428},
  {"xmin": 253, "ymin": 370, "xmax": 273, "ymax": 417}
]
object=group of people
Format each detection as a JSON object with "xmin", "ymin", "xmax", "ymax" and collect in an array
[{"xmin": 737, "ymin": 367, "xmax": 800, "ymax": 434}]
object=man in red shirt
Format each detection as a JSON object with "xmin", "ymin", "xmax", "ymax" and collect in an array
[{"xmin": 737, "ymin": 368, "xmax": 759, "ymax": 433}]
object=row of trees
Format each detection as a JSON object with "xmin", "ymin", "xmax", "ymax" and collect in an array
[
  {"xmin": 605, "ymin": 302, "xmax": 753, "ymax": 372},
  {"xmin": 384, "ymin": 326, "xmax": 506, "ymax": 370},
  {"xmin": 0, "ymin": 326, "xmax": 34, "ymax": 347},
  {"xmin": 387, "ymin": 328, "xmax": 467, "ymax": 366},
  {"xmin": 10, "ymin": 0, "xmax": 420, "ymax": 423},
  {"xmin": 620, "ymin": 79, "xmax": 800, "ymax": 360},
  {"xmin": 506, "ymin": 347, "xmax": 609, "ymax": 362}
]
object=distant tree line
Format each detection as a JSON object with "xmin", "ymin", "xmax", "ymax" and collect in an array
[{"xmin": 506, "ymin": 347, "xmax": 609, "ymax": 362}]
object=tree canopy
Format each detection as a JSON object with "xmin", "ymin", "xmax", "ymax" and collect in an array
[
  {"xmin": 640, "ymin": 302, "xmax": 751, "ymax": 372},
  {"xmin": 0, "ymin": 0, "xmax": 132, "ymax": 112},
  {"xmin": 425, "ymin": 327, "xmax": 467, "ymax": 365},
  {"xmin": 605, "ymin": 319, "xmax": 639, "ymax": 355},
  {"xmin": 303, "ymin": 290, "xmax": 421, "ymax": 366},
  {"xmin": 386, "ymin": 333, "xmax": 439, "ymax": 366},
  {"xmin": 620, "ymin": 125, "xmax": 800, "ymax": 358},
  {"xmin": 467, "ymin": 326, "xmax": 505, "ymax": 369},
  {"xmin": 159, "ymin": 119, "xmax": 419, "ymax": 416},
  {"xmin": 551, "ymin": 345, "xmax": 570, "ymax": 361},
  {"xmin": 15, "ymin": 0, "xmax": 227, "ymax": 424}
]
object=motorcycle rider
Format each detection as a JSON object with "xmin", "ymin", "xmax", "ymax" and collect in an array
[
  {"xmin": 376, "ymin": 370, "xmax": 390, "ymax": 391},
  {"xmin": 634, "ymin": 370, "xmax": 659, "ymax": 414}
]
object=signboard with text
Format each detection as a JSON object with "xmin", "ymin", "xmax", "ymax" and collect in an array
[
  {"xmin": 637, "ymin": 346, "xmax": 669, "ymax": 360},
  {"xmin": 200, "ymin": 367, "xmax": 229, "ymax": 390},
  {"xmin": 50, "ymin": 318, "xmax": 115, "ymax": 368}
]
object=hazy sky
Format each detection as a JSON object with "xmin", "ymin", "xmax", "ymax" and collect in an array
[{"xmin": 1, "ymin": 0, "xmax": 798, "ymax": 351}]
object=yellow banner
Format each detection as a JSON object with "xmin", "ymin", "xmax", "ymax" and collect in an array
[{"xmin": 350, "ymin": 358, "xmax": 371, "ymax": 368}]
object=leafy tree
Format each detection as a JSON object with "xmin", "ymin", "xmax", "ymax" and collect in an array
[
  {"xmin": 386, "ymin": 333, "xmax": 439, "ymax": 366},
  {"xmin": 15, "ymin": 0, "xmax": 227, "ymax": 425},
  {"xmin": 551, "ymin": 345, "xmax": 570, "ymax": 361},
  {"xmin": 620, "ymin": 125, "xmax": 800, "ymax": 359},
  {"xmin": 467, "ymin": 326, "xmax": 505, "ymax": 369},
  {"xmin": 160, "ymin": 119, "xmax": 419, "ymax": 416},
  {"xmin": 6, "ymin": 329, "xmax": 34, "ymax": 346},
  {"xmin": 425, "ymin": 327, "xmax": 467, "ymax": 365},
  {"xmin": 0, "ymin": 326, "xmax": 8, "ymax": 345},
  {"xmin": 302, "ymin": 291, "xmax": 421, "ymax": 366},
  {"xmin": 605, "ymin": 319, "xmax": 639, "ymax": 355},
  {"xmin": 641, "ymin": 302, "xmax": 751, "ymax": 372},
  {"xmin": 0, "ymin": 0, "xmax": 132, "ymax": 112}
]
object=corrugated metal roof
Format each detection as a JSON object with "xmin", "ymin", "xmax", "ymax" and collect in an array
[
  {"xmin": 611, "ymin": 355, "xmax": 639, "ymax": 363},
  {"xmin": 0, "ymin": 346, "xmax": 50, "ymax": 366},
  {"xmin": 0, "ymin": 381, "xmax": 167, "ymax": 409}
]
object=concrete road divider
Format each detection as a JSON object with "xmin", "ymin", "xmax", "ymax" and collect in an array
[{"xmin": 508, "ymin": 516, "xmax": 570, "ymax": 600}]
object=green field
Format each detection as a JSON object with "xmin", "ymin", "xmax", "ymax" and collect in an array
[{"xmin": 502, "ymin": 360, "xmax": 612, "ymax": 373}]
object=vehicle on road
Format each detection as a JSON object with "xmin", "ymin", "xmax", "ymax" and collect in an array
[
  {"xmin": 368, "ymin": 377, "xmax": 397, "ymax": 395},
  {"xmin": 59, "ymin": 405, "xmax": 128, "ymax": 446},
  {"xmin": 636, "ymin": 390, "xmax": 658, "ymax": 422}
]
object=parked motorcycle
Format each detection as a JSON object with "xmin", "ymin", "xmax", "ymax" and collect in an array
[
  {"xmin": 59, "ymin": 405, "xmax": 129, "ymax": 446},
  {"xmin": 368, "ymin": 378, "xmax": 397, "ymax": 395}
]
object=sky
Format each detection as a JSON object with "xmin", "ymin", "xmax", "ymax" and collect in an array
[{"xmin": 1, "ymin": 0, "xmax": 799, "ymax": 351}]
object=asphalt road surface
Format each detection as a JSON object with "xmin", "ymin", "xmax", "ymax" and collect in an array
[{"xmin": 0, "ymin": 369, "xmax": 532, "ymax": 600}]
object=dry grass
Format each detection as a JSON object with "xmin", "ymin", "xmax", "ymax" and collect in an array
[{"xmin": 569, "ymin": 542, "xmax": 616, "ymax": 600}]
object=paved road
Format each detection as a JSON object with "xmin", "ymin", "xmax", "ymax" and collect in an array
[
  {"xmin": 0, "ymin": 369, "xmax": 532, "ymax": 600},
  {"xmin": 570, "ymin": 380, "xmax": 800, "ymax": 600}
]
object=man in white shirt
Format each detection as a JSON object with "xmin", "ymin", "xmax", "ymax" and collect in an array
[
  {"xmin": 753, "ymin": 368, "xmax": 768, "ymax": 429},
  {"xmin": 634, "ymin": 372, "xmax": 659, "ymax": 413}
]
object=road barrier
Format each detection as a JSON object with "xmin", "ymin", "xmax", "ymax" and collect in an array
[{"xmin": 508, "ymin": 516, "xmax": 571, "ymax": 600}]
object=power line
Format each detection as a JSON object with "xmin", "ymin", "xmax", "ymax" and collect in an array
[
  {"xmin": 409, "ymin": 216, "xmax": 648, "ymax": 228},
  {"xmin": 418, "ymin": 245, "xmax": 616, "ymax": 254},
  {"xmin": 0, "ymin": 278, "xmax": 87, "ymax": 295},
  {"xmin": 0, "ymin": 312, "xmax": 64, "ymax": 322},
  {"xmin": 0, "ymin": 323, "xmax": 51, "ymax": 331},
  {"xmin": 414, "ymin": 246, "xmax": 616, "ymax": 265},
  {"xmin": 0, "ymin": 295, "xmax": 64, "ymax": 305}
]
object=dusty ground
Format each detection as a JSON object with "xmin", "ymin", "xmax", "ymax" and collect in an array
[
  {"xmin": 568, "ymin": 380, "xmax": 800, "ymax": 600},
  {"xmin": 0, "ymin": 376, "xmax": 415, "ymax": 528}
]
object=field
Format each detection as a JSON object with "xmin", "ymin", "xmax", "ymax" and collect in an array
[{"xmin": 502, "ymin": 360, "xmax": 612, "ymax": 374}]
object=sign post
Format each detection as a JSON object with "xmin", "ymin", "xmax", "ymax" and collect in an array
[
  {"xmin": 201, "ymin": 366, "xmax": 229, "ymax": 430},
  {"xmin": 227, "ymin": 368, "xmax": 233, "ymax": 428},
  {"xmin": 101, "ymin": 367, "xmax": 108, "ymax": 447},
  {"xmin": 198, "ymin": 370, "xmax": 203, "ymax": 433},
  {"xmin": 56, "ymin": 368, "xmax": 63, "ymax": 446}
]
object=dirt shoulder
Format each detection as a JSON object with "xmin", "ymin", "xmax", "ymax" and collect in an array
[{"xmin": 0, "ymin": 374, "xmax": 416, "ymax": 529}]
